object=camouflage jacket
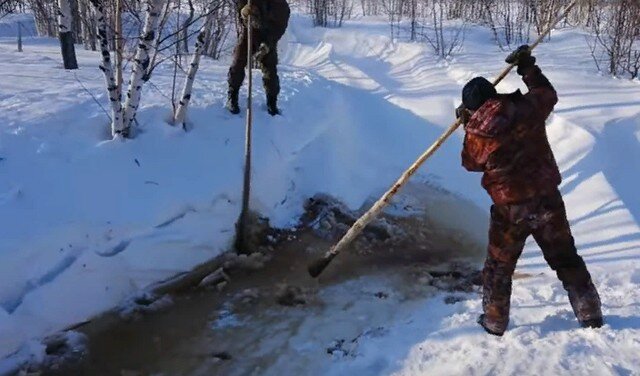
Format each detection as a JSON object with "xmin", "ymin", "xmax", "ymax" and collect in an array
[
  {"xmin": 461, "ymin": 65, "xmax": 560, "ymax": 205},
  {"xmin": 237, "ymin": 0, "xmax": 290, "ymax": 42}
]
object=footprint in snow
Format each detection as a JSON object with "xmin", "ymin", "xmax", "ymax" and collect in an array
[{"xmin": 96, "ymin": 239, "xmax": 131, "ymax": 257}]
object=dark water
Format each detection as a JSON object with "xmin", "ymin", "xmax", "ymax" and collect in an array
[{"xmin": 72, "ymin": 211, "xmax": 484, "ymax": 376}]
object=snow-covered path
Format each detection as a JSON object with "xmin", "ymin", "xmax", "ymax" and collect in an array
[{"xmin": 1, "ymin": 13, "xmax": 639, "ymax": 374}]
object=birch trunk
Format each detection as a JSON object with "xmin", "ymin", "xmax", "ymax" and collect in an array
[
  {"xmin": 180, "ymin": 0, "xmax": 195, "ymax": 54},
  {"xmin": 115, "ymin": 0, "xmax": 123, "ymax": 93},
  {"xmin": 88, "ymin": 4, "xmax": 97, "ymax": 51},
  {"xmin": 32, "ymin": 0, "xmax": 55, "ymax": 37},
  {"xmin": 173, "ymin": 14, "xmax": 213, "ymax": 127},
  {"xmin": 121, "ymin": 0, "xmax": 164, "ymax": 137},
  {"xmin": 90, "ymin": 0, "xmax": 123, "ymax": 137},
  {"xmin": 57, "ymin": 0, "xmax": 78, "ymax": 69},
  {"xmin": 79, "ymin": 0, "xmax": 91, "ymax": 50}
]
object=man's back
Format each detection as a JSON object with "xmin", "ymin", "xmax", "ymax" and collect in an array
[{"xmin": 462, "ymin": 65, "xmax": 561, "ymax": 205}]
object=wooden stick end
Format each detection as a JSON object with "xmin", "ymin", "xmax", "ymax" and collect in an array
[{"xmin": 307, "ymin": 255, "xmax": 334, "ymax": 278}]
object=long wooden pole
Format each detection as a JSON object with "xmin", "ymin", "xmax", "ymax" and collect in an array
[
  {"xmin": 308, "ymin": 0, "xmax": 580, "ymax": 278},
  {"xmin": 236, "ymin": 0, "xmax": 254, "ymax": 254}
]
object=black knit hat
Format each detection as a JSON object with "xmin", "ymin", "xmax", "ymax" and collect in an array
[{"xmin": 462, "ymin": 77, "xmax": 497, "ymax": 111}]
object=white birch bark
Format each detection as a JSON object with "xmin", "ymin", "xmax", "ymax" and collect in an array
[
  {"xmin": 88, "ymin": 5, "xmax": 97, "ymax": 51},
  {"xmin": 57, "ymin": 0, "xmax": 71, "ymax": 35},
  {"xmin": 57, "ymin": 0, "xmax": 78, "ymax": 69},
  {"xmin": 121, "ymin": 0, "xmax": 164, "ymax": 137},
  {"xmin": 78, "ymin": 0, "xmax": 91, "ymax": 50},
  {"xmin": 173, "ymin": 14, "xmax": 213, "ymax": 127},
  {"xmin": 115, "ymin": 0, "xmax": 123, "ymax": 92},
  {"xmin": 90, "ymin": 0, "xmax": 123, "ymax": 136}
]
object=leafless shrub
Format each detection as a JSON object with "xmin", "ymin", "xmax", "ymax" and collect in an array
[
  {"xmin": 307, "ymin": 0, "xmax": 354, "ymax": 27},
  {"xmin": 0, "ymin": 0, "xmax": 26, "ymax": 16},
  {"xmin": 588, "ymin": 0, "xmax": 640, "ymax": 79},
  {"xmin": 382, "ymin": 0, "xmax": 466, "ymax": 58},
  {"xmin": 204, "ymin": 0, "xmax": 233, "ymax": 59},
  {"xmin": 359, "ymin": 0, "xmax": 381, "ymax": 16},
  {"xmin": 419, "ymin": 0, "xmax": 466, "ymax": 58}
]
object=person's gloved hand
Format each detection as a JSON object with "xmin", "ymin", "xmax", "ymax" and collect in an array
[
  {"xmin": 254, "ymin": 42, "xmax": 270, "ymax": 62},
  {"xmin": 505, "ymin": 45, "xmax": 536, "ymax": 74},
  {"xmin": 456, "ymin": 104, "xmax": 472, "ymax": 125},
  {"xmin": 240, "ymin": 4, "xmax": 263, "ymax": 29},
  {"xmin": 240, "ymin": 4, "xmax": 258, "ymax": 20}
]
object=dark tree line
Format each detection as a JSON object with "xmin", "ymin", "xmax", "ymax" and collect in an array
[
  {"xmin": 5, "ymin": 0, "xmax": 639, "ymax": 84},
  {"xmin": 21, "ymin": 0, "xmax": 236, "ymax": 59}
]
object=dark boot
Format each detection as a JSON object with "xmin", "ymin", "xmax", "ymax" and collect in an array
[
  {"xmin": 567, "ymin": 281, "xmax": 603, "ymax": 328},
  {"xmin": 581, "ymin": 318, "xmax": 604, "ymax": 329},
  {"xmin": 477, "ymin": 314, "xmax": 505, "ymax": 337},
  {"xmin": 266, "ymin": 96, "xmax": 280, "ymax": 116},
  {"xmin": 226, "ymin": 91, "xmax": 240, "ymax": 115},
  {"xmin": 260, "ymin": 46, "xmax": 281, "ymax": 117}
]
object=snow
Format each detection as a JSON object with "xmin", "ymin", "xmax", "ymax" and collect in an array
[{"xmin": 1, "ymin": 11, "xmax": 640, "ymax": 375}]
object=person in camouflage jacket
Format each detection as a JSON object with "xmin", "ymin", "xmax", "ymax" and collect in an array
[
  {"xmin": 226, "ymin": 0, "xmax": 290, "ymax": 116},
  {"xmin": 458, "ymin": 45, "xmax": 603, "ymax": 336}
]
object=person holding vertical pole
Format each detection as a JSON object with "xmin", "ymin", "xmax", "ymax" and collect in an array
[{"xmin": 227, "ymin": 0, "xmax": 290, "ymax": 116}]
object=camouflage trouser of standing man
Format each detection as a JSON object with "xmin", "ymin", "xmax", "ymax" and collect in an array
[
  {"xmin": 480, "ymin": 189, "xmax": 602, "ymax": 335},
  {"xmin": 227, "ymin": 30, "xmax": 281, "ymax": 115},
  {"xmin": 226, "ymin": 0, "xmax": 290, "ymax": 116}
]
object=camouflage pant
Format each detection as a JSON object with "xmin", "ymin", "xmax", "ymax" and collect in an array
[
  {"xmin": 482, "ymin": 190, "xmax": 602, "ymax": 334},
  {"xmin": 227, "ymin": 29, "xmax": 280, "ymax": 107}
]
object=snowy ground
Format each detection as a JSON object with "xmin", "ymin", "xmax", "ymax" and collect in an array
[{"xmin": 1, "ymin": 12, "xmax": 640, "ymax": 375}]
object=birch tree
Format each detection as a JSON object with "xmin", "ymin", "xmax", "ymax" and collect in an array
[
  {"xmin": 90, "ymin": 0, "xmax": 123, "ymax": 136},
  {"xmin": 121, "ymin": 0, "xmax": 165, "ymax": 137},
  {"xmin": 173, "ymin": 13, "xmax": 213, "ymax": 127},
  {"xmin": 205, "ymin": 0, "xmax": 234, "ymax": 60},
  {"xmin": 57, "ymin": 0, "xmax": 78, "ymax": 69},
  {"xmin": 179, "ymin": 0, "xmax": 195, "ymax": 54},
  {"xmin": 29, "ymin": 0, "xmax": 56, "ymax": 37},
  {"xmin": 78, "ymin": 0, "xmax": 95, "ymax": 51},
  {"xmin": 114, "ymin": 0, "xmax": 123, "ymax": 92}
]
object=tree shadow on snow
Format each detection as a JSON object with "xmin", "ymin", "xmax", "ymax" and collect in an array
[
  {"xmin": 605, "ymin": 315, "xmax": 640, "ymax": 330},
  {"xmin": 560, "ymin": 112, "xmax": 640, "ymax": 226},
  {"xmin": 516, "ymin": 312, "xmax": 640, "ymax": 337},
  {"xmin": 521, "ymin": 112, "xmax": 640, "ymax": 265}
]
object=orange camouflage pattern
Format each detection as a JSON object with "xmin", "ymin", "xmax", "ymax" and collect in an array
[
  {"xmin": 462, "ymin": 65, "xmax": 560, "ymax": 205},
  {"xmin": 463, "ymin": 66, "xmax": 602, "ymax": 335}
]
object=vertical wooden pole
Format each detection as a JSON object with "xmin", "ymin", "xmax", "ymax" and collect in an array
[
  {"xmin": 17, "ymin": 22, "xmax": 23, "ymax": 52},
  {"xmin": 236, "ymin": 0, "xmax": 254, "ymax": 253}
]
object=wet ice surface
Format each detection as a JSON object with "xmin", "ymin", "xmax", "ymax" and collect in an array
[
  {"xmin": 80, "ymin": 242, "xmax": 480, "ymax": 376},
  {"xmin": 72, "ymin": 194, "xmax": 484, "ymax": 376}
]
